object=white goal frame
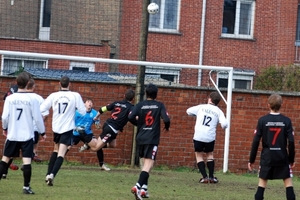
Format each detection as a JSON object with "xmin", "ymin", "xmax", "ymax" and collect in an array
[{"xmin": 0, "ymin": 50, "xmax": 233, "ymax": 173}]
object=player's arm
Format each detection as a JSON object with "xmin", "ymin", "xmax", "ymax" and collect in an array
[
  {"xmin": 1, "ymin": 99, "xmax": 9, "ymax": 130},
  {"xmin": 75, "ymin": 93, "xmax": 86, "ymax": 116},
  {"xmin": 287, "ymin": 120, "xmax": 295, "ymax": 165},
  {"xmin": 186, "ymin": 105, "xmax": 199, "ymax": 116},
  {"xmin": 219, "ymin": 110, "xmax": 228, "ymax": 129},
  {"xmin": 161, "ymin": 104, "xmax": 170, "ymax": 131},
  {"xmin": 249, "ymin": 121, "xmax": 262, "ymax": 165},
  {"xmin": 128, "ymin": 106, "xmax": 138, "ymax": 126},
  {"xmin": 32, "ymin": 99, "xmax": 45, "ymax": 134}
]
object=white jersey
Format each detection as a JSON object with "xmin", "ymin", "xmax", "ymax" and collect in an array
[
  {"xmin": 30, "ymin": 93, "xmax": 49, "ymax": 132},
  {"xmin": 2, "ymin": 92, "xmax": 45, "ymax": 141},
  {"xmin": 40, "ymin": 90, "xmax": 86, "ymax": 134},
  {"xmin": 187, "ymin": 104, "xmax": 228, "ymax": 143}
]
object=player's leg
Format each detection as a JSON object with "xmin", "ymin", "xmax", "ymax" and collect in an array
[
  {"xmin": 205, "ymin": 141, "xmax": 217, "ymax": 183},
  {"xmin": 0, "ymin": 156, "xmax": 11, "ymax": 180},
  {"xmin": 46, "ymin": 130, "xmax": 72, "ymax": 186},
  {"xmin": 132, "ymin": 145, "xmax": 157, "ymax": 199},
  {"xmin": 0, "ymin": 140, "xmax": 19, "ymax": 180},
  {"xmin": 21, "ymin": 139, "xmax": 35, "ymax": 194},
  {"xmin": 193, "ymin": 140, "xmax": 208, "ymax": 183},
  {"xmin": 254, "ymin": 166, "xmax": 269, "ymax": 200},
  {"xmin": 284, "ymin": 177, "xmax": 296, "ymax": 200}
]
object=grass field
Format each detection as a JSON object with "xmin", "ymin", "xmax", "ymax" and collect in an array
[{"xmin": 1, "ymin": 161, "xmax": 299, "ymax": 200}]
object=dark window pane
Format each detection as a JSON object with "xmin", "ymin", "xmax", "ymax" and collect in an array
[
  {"xmin": 218, "ymin": 78, "xmax": 228, "ymax": 88},
  {"xmin": 42, "ymin": 0, "xmax": 52, "ymax": 27},
  {"xmin": 222, "ymin": 0, "xmax": 236, "ymax": 34},
  {"xmin": 72, "ymin": 67, "xmax": 89, "ymax": 72},
  {"xmin": 235, "ymin": 80, "xmax": 249, "ymax": 89}
]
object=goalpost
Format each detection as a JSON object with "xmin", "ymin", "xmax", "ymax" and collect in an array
[{"xmin": 0, "ymin": 50, "xmax": 233, "ymax": 173}]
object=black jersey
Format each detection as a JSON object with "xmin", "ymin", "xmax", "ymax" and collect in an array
[
  {"xmin": 105, "ymin": 100, "xmax": 135, "ymax": 131},
  {"xmin": 249, "ymin": 113, "xmax": 295, "ymax": 167},
  {"xmin": 128, "ymin": 99, "xmax": 170, "ymax": 145}
]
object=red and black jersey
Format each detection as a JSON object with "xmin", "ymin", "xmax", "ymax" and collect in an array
[
  {"xmin": 105, "ymin": 100, "xmax": 135, "ymax": 131},
  {"xmin": 249, "ymin": 113, "xmax": 295, "ymax": 166},
  {"xmin": 128, "ymin": 99, "xmax": 170, "ymax": 145}
]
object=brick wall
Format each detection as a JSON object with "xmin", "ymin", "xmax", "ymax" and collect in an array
[{"xmin": 0, "ymin": 77, "xmax": 299, "ymax": 175}]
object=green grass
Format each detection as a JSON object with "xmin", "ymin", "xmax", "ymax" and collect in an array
[{"xmin": 2, "ymin": 161, "xmax": 300, "ymax": 200}]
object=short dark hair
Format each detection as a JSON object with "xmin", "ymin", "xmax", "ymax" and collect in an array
[
  {"xmin": 26, "ymin": 78, "xmax": 35, "ymax": 90},
  {"xmin": 85, "ymin": 97, "xmax": 93, "ymax": 103},
  {"xmin": 125, "ymin": 89, "xmax": 135, "ymax": 101},
  {"xmin": 209, "ymin": 92, "xmax": 221, "ymax": 106},
  {"xmin": 60, "ymin": 76, "xmax": 70, "ymax": 88},
  {"xmin": 146, "ymin": 84, "xmax": 158, "ymax": 99},
  {"xmin": 268, "ymin": 94, "xmax": 282, "ymax": 112},
  {"xmin": 16, "ymin": 72, "xmax": 31, "ymax": 89}
]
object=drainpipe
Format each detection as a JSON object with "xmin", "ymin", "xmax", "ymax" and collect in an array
[{"xmin": 198, "ymin": 0, "xmax": 207, "ymax": 86}]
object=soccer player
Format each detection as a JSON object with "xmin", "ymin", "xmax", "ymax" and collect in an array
[
  {"xmin": 248, "ymin": 94, "xmax": 295, "ymax": 200},
  {"xmin": 2, "ymin": 84, "xmax": 20, "ymax": 179},
  {"xmin": 0, "ymin": 72, "xmax": 45, "ymax": 194},
  {"xmin": 40, "ymin": 76, "xmax": 86, "ymax": 186},
  {"xmin": 78, "ymin": 89, "xmax": 136, "ymax": 157},
  {"xmin": 71, "ymin": 98, "xmax": 110, "ymax": 171},
  {"xmin": 26, "ymin": 78, "xmax": 48, "ymax": 162},
  {"xmin": 186, "ymin": 91, "xmax": 228, "ymax": 184},
  {"xmin": 128, "ymin": 84, "xmax": 170, "ymax": 200}
]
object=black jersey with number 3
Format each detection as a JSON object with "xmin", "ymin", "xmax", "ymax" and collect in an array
[
  {"xmin": 129, "ymin": 99, "xmax": 170, "ymax": 145},
  {"xmin": 249, "ymin": 113, "xmax": 295, "ymax": 167}
]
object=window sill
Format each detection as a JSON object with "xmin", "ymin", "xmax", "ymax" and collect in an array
[
  {"xmin": 149, "ymin": 30, "xmax": 182, "ymax": 36},
  {"xmin": 220, "ymin": 34, "xmax": 256, "ymax": 41}
]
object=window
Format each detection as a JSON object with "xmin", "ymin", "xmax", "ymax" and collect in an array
[
  {"xmin": 39, "ymin": 0, "xmax": 52, "ymax": 40},
  {"xmin": 1, "ymin": 57, "xmax": 47, "ymax": 75},
  {"xmin": 222, "ymin": 0, "xmax": 255, "ymax": 39},
  {"xmin": 149, "ymin": 0, "xmax": 181, "ymax": 33},
  {"xmin": 70, "ymin": 62, "xmax": 95, "ymax": 72},
  {"xmin": 217, "ymin": 69, "xmax": 255, "ymax": 89},
  {"xmin": 146, "ymin": 66, "xmax": 181, "ymax": 83},
  {"xmin": 296, "ymin": 4, "xmax": 300, "ymax": 46}
]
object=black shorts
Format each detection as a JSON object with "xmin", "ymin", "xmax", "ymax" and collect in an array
[
  {"xmin": 259, "ymin": 165, "xmax": 292, "ymax": 180},
  {"xmin": 34, "ymin": 131, "xmax": 40, "ymax": 144},
  {"xmin": 193, "ymin": 140, "xmax": 215, "ymax": 153},
  {"xmin": 100, "ymin": 123, "xmax": 117, "ymax": 143},
  {"xmin": 4, "ymin": 139, "xmax": 34, "ymax": 158},
  {"xmin": 137, "ymin": 144, "xmax": 158, "ymax": 160},
  {"xmin": 72, "ymin": 134, "xmax": 94, "ymax": 145},
  {"xmin": 53, "ymin": 130, "xmax": 73, "ymax": 146}
]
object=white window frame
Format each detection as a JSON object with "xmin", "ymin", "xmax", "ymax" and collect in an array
[
  {"xmin": 217, "ymin": 69, "xmax": 255, "ymax": 89},
  {"xmin": 149, "ymin": 0, "xmax": 181, "ymax": 34},
  {"xmin": 39, "ymin": 0, "xmax": 51, "ymax": 40},
  {"xmin": 1, "ymin": 56, "xmax": 48, "ymax": 75},
  {"xmin": 295, "ymin": 4, "xmax": 300, "ymax": 46},
  {"xmin": 222, "ymin": 0, "xmax": 256, "ymax": 40},
  {"xmin": 70, "ymin": 62, "xmax": 95, "ymax": 72},
  {"xmin": 146, "ymin": 66, "xmax": 181, "ymax": 83}
]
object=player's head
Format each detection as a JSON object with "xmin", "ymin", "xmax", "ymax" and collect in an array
[
  {"xmin": 209, "ymin": 92, "xmax": 221, "ymax": 106},
  {"xmin": 26, "ymin": 78, "xmax": 35, "ymax": 91},
  {"xmin": 3, "ymin": 84, "xmax": 18, "ymax": 100},
  {"xmin": 268, "ymin": 94, "xmax": 282, "ymax": 112},
  {"xmin": 125, "ymin": 89, "xmax": 135, "ymax": 101},
  {"xmin": 85, "ymin": 98, "xmax": 93, "ymax": 110},
  {"xmin": 146, "ymin": 83, "xmax": 158, "ymax": 100},
  {"xmin": 60, "ymin": 76, "xmax": 70, "ymax": 88},
  {"xmin": 16, "ymin": 72, "xmax": 31, "ymax": 89}
]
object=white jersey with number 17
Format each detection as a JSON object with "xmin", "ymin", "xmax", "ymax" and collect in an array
[
  {"xmin": 187, "ymin": 104, "xmax": 228, "ymax": 143},
  {"xmin": 40, "ymin": 90, "xmax": 86, "ymax": 134}
]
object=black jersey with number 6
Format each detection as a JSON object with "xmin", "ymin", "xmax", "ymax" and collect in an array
[
  {"xmin": 129, "ymin": 99, "xmax": 170, "ymax": 145},
  {"xmin": 249, "ymin": 113, "xmax": 295, "ymax": 166}
]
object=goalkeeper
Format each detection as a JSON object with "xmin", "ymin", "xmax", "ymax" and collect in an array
[{"xmin": 70, "ymin": 98, "xmax": 110, "ymax": 170}]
